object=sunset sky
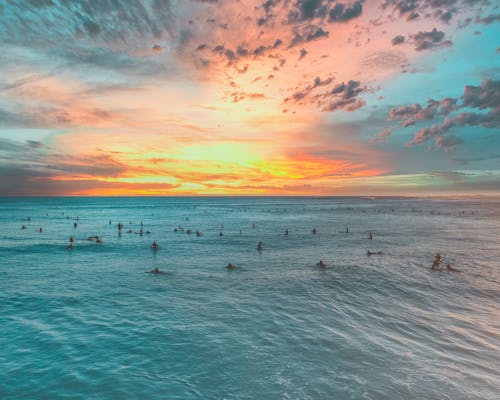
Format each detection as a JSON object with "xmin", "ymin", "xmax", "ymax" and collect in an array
[{"xmin": 0, "ymin": 0, "xmax": 499, "ymax": 196}]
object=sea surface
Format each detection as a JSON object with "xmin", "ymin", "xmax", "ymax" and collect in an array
[{"xmin": 1, "ymin": 196, "xmax": 499, "ymax": 400}]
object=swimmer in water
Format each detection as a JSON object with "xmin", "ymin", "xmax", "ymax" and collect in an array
[
  {"xmin": 21, "ymin": 225, "xmax": 26, "ymax": 229},
  {"xmin": 151, "ymin": 240, "xmax": 158, "ymax": 250},
  {"xmin": 96, "ymin": 237, "xmax": 102, "ymax": 243},
  {"xmin": 369, "ymin": 231, "xmax": 373, "ymax": 240},
  {"xmin": 219, "ymin": 231, "xmax": 223, "ymax": 237},
  {"xmin": 431, "ymin": 253, "xmax": 442, "ymax": 270},
  {"xmin": 39, "ymin": 227, "xmax": 43, "ymax": 233},
  {"xmin": 312, "ymin": 228, "xmax": 317, "ymax": 235},
  {"xmin": 226, "ymin": 263, "xmax": 237, "ymax": 270},
  {"xmin": 148, "ymin": 267, "xmax": 165, "ymax": 274},
  {"xmin": 367, "ymin": 250, "xmax": 383, "ymax": 256},
  {"xmin": 67, "ymin": 243, "xmax": 73, "ymax": 250},
  {"xmin": 69, "ymin": 236, "xmax": 74, "ymax": 243},
  {"xmin": 317, "ymin": 260, "xmax": 326, "ymax": 268},
  {"xmin": 257, "ymin": 241, "xmax": 263, "ymax": 251},
  {"xmin": 74, "ymin": 222, "xmax": 77, "ymax": 228},
  {"xmin": 285, "ymin": 228, "xmax": 288, "ymax": 236}
]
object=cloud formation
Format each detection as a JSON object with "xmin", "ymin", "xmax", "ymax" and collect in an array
[{"xmin": 388, "ymin": 80, "xmax": 500, "ymax": 149}]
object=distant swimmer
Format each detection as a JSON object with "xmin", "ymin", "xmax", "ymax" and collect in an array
[
  {"xmin": 140, "ymin": 228, "xmax": 144, "ymax": 235},
  {"xmin": 39, "ymin": 227, "xmax": 43, "ymax": 233},
  {"xmin": 146, "ymin": 230, "xmax": 151, "ymax": 234},
  {"xmin": 21, "ymin": 225, "xmax": 26, "ymax": 229},
  {"xmin": 151, "ymin": 240, "xmax": 158, "ymax": 250},
  {"xmin": 285, "ymin": 228, "xmax": 288, "ymax": 236},
  {"xmin": 69, "ymin": 236, "xmax": 74, "ymax": 243},
  {"xmin": 312, "ymin": 228, "xmax": 317, "ymax": 235},
  {"xmin": 67, "ymin": 243, "xmax": 73, "ymax": 250},
  {"xmin": 346, "ymin": 227, "xmax": 349, "ymax": 233},
  {"xmin": 221, "ymin": 223, "xmax": 224, "ymax": 229},
  {"xmin": 127, "ymin": 229, "xmax": 132, "ymax": 233},
  {"xmin": 226, "ymin": 263, "xmax": 237, "ymax": 270},
  {"xmin": 219, "ymin": 231, "xmax": 224, "ymax": 237},
  {"xmin": 109, "ymin": 220, "xmax": 112, "ymax": 225},
  {"xmin": 74, "ymin": 222, "xmax": 78, "ymax": 228},
  {"xmin": 196, "ymin": 230, "xmax": 202, "ymax": 237},
  {"xmin": 369, "ymin": 231, "xmax": 373, "ymax": 240},
  {"xmin": 141, "ymin": 221, "xmax": 144, "ymax": 226},
  {"xmin": 367, "ymin": 250, "xmax": 382, "ymax": 256},
  {"xmin": 257, "ymin": 241, "xmax": 263, "ymax": 251},
  {"xmin": 317, "ymin": 260, "xmax": 326, "ymax": 268},
  {"xmin": 431, "ymin": 253, "xmax": 442, "ymax": 270},
  {"xmin": 96, "ymin": 237, "xmax": 102, "ymax": 243},
  {"xmin": 148, "ymin": 267, "xmax": 165, "ymax": 274}
]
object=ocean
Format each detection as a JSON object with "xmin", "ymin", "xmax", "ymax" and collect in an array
[{"xmin": 1, "ymin": 196, "xmax": 499, "ymax": 399}]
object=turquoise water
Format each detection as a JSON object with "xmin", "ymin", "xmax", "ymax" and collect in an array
[{"xmin": 1, "ymin": 197, "xmax": 499, "ymax": 399}]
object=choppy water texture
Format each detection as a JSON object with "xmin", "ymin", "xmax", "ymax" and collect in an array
[{"xmin": 1, "ymin": 197, "xmax": 499, "ymax": 400}]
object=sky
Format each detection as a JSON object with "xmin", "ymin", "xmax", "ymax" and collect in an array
[{"xmin": 0, "ymin": 0, "xmax": 499, "ymax": 196}]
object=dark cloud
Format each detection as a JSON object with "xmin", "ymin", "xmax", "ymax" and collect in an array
[
  {"xmin": 288, "ymin": 0, "xmax": 330, "ymax": 23},
  {"xmin": 391, "ymin": 35, "xmax": 405, "ymax": 45},
  {"xmin": 411, "ymin": 28, "xmax": 451, "ymax": 51},
  {"xmin": 323, "ymin": 80, "xmax": 366, "ymax": 112},
  {"xmin": 289, "ymin": 25, "xmax": 329, "ymax": 47},
  {"xmin": 329, "ymin": 2, "xmax": 363, "ymax": 22},
  {"xmin": 285, "ymin": 78, "xmax": 366, "ymax": 113},
  {"xmin": 382, "ymin": 0, "xmax": 461, "ymax": 23}
]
